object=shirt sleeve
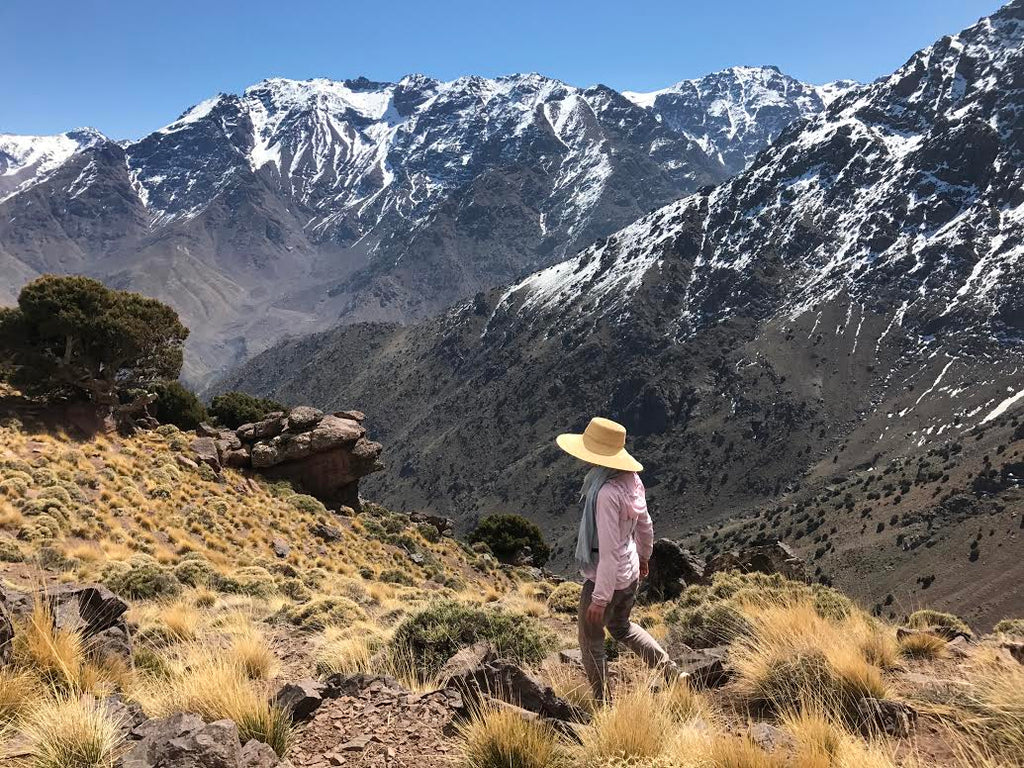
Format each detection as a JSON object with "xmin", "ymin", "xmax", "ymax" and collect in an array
[
  {"xmin": 591, "ymin": 483, "xmax": 621, "ymax": 607},
  {"xmin": 635, "ymin": 502, "xmax": 654, "ymax": 562}
]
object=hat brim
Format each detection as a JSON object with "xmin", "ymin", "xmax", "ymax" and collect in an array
[{"xmin": 555, "ymin": 433, "xmax": 643, "ymax": 472}]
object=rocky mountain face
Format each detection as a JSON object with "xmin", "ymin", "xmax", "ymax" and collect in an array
[
  {"xmin": 0, "ymin": 67, "xmax": 826, "ymax": 385},
  {"xmin": 624, "ymin": 65, "xmax": 855, "ymax": 175},
  {"xmin": 219, "ymin": 1, "xmax": 1024, "ymax": 624}
]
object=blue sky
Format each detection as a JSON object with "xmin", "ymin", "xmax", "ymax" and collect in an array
[{"xmin": 4, "ymin": 0, "xmax": 1004, "ymax": 139}]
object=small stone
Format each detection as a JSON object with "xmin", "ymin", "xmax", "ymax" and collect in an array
[{"xmin": 273, "ymin": 679, "xmax": 325, "ymax": 723}]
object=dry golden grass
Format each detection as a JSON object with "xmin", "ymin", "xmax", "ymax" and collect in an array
[
  {"xmin": 159, "ymin": 602, "xmax": 200, "ymax": 643},
  {"xmin": 958, "ymin": 648, "xmax": 1024, "ymax": 763},
  {"xmin": 898, "ymin": 631, "xmax": 949, "ymax": 660},
  {"xmin": 14, "ymin": 602, "xmax": 84, "ymax": 692},
  {"xmin": 543, "ymin": 662, "xmax": 596, "ymax": 715},
  {"xmin": 662, "ymin": 677, "xmax": 709, "ymax": 723},
  {"xmin": 729, "ymin": 602, "xmax": 889, "ymax": 720},
  {"xmin": 16, "ymin": 694, "xmax": 125, "ymax": 768},
  {"xmin": 133, "ymin": 648, "xmax": 291, "ymax": 756},
  {"xmin": 459, "ymin": 704, "xmax": 559, "ymax": 768},
  {"xmin": 0, "ymin": 668, "xmax": 37, "ymax": 727},
  {"xmin": 230, "ymin": 630, "xmax": 278, "ymax": 681},
  {"xmin": 575, "ymin": 686, "xmax": 676, "ymax": 763}
]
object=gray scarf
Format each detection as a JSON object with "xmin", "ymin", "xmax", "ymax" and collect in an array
[{"xmin": 574, "ymin": 466, "xmax": 618, "ymax": 571}]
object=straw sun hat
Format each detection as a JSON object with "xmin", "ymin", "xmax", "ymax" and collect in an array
[{"xmin": 555, "ymin": 417, "xmax": 643, "ymax": 472}]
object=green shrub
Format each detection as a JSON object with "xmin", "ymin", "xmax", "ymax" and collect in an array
[
  {"xmin": 468, "ymin": 514, "xmax": 550, "ymax": 567},
  {"xmin": 174, "ymin": 557, "xmax": 216, "ymax": 587},
  {"xmin": 665, "ymin": 600, "xmax": 754, "ymax": 649},
  {"xmin": 277, "ymin": 577, "xmax": 312, "ymax": 602},
  {"xmin": 993, "ymin": 618, "xmax": 1024, "ymax": 638},
  {"xmin": 379, "ymin": 568, "xmax": 415, "ymax": 586},
  {"xmin": 907, "ymin": 609, "xmax": 972, "ymax": 638},
  {"xmin": 102, "ymin": 559, "xmax": 180, "ymax": 600},
  {"xmin": 391, "ymin": 600, "xmax": 555, "ymax": 681},
  {"xmin": 287, "ymin": 494, "xmax": 326, "ymax": 515},
  {"xmin": 0, "ymin": 538, "xmax": 24, "ymax": 562},
  {"xmin": 214, "ymin": 566, "xmax": 275, "ymax": 598},
  {"xmin": 18, "ymin": 513, "xmax": 62, "ymax": 541},
  {"xmin": 209, "ymin": 391, "xmax": 284, "ymax": 429},
  {"xmin": 152, "ymin": 381, "xmax": 208, "ymax": 430},
  {"xmin": 547, "ymin": 582, "xmax": 582, "ymax": 615},
  {"xmin": 285, "ymin": 596, "xmax": 366, "ymax": 630},
  {"xmin": 0, "ymin": 477, "xmax": 28, "ymax": 498},
  {"xmin": 416, "ymin": 522, "xmax": 441, "ymax": 543}
]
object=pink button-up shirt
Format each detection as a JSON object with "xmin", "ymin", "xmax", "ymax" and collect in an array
[{"xmin": 580, "ymin": 471, "xmax": 654, "ymax": 607}]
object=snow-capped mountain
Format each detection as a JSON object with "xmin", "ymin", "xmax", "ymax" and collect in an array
[
  {"xmin": 0, "ymin": 68, "xmax": 826, "ymax": 384},
  {"xmin": 0, "ymin": 128, "xmax": 106, "ymax": 200},
  {"xmin": 623, "ymin": 66, "xmax": 859, "ymax": 174},
  {"xmin": 220, "ymin": 2, "xmax": 1024, "ymax": 621}
]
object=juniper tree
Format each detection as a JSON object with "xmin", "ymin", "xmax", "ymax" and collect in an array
[{"xmin": 0, "ymin": 275, "xmax": 188, "ymax": 412}]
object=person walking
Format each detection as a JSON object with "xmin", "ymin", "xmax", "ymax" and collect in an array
[{"xmin": 556, "ymin": 416, "xmax": 678, "ymax": 703}]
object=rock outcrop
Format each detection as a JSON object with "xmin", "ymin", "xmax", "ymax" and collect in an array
[
  {"xmin": 642, "ymin": 540, "xmax": 808, "ymax": 604},
  {"xmin": 193, "ymin": 407, "xmax": 384, "ymax": 509},
  {"xmin": 120, "ymin": 713, "xmax": 286, "ymax": 768},
  {"xmin": 704, "ymin": 541, "xmax": 806, "ymax": 583}
]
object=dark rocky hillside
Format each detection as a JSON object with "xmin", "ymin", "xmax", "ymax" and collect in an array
[{"xmin": 219, "ymin": 1, "xmax": 1024, "ymax": 625}]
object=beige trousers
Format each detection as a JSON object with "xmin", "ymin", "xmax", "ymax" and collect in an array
[{"xmin": 578, "ymin": 579, "xmax": 676, "ymax": 702}]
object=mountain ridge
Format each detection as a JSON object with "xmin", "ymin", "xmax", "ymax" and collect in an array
[{"xmin": 1, "ymin": 66, "xmax": 833, "ymax": 385}]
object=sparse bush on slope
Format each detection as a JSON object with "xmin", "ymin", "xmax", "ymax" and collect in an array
[
  {"xmin": 209, "ymin": 391, "xmax": 285, "ymax": 429},
  {"xmin": 994, "ymin": 618, "xmax": 1024, "ymax": 638},
  {"xmin": 469, "ymin": 514, "xmax": 550, "ymax": 567},
  {"xmin": 152, "ymin": 381, "xmax": 208, "ymax": 430},
  {"xmin": 547, "ymin": 581, "xmax": 582, "ymax": 614},
  {"xmin": 907, "ymin": 609, "xmax": 972, "ymax": 637},
  {"xmin": 391, "ymin": 600, "xmax": 555, "ymax": 681}
]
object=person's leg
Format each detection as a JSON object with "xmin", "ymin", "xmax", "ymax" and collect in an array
[
  {"xmin": 578, "ymin": 580, "xmax": 609, "ymax": 703},
  {"xmin": 604, "ymin": 580, "xmax": 677, "ymax": 675}
]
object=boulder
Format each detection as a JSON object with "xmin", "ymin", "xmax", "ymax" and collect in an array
[
  {"xmin": 1001, "ymin": 640, "xmax": 1024, "ymax": 664},
  {"xmin": 191, "ymin": 436, "xmax": 221, "ymax": 473},
  {"xmin": 644, "ymin": 539, "xmax": 704, "ymax": 601},
  {"xmin": 175, "ymin": 455, "xmax": 200, "ymax": 471},
  {"xmin": 234, "ymin": 405, "xmax": 384, "ymax": 510},
  {"xmin": 46, "ymin": 583, "xmax": 129, "ymax": 638},
  {"xmin": 272, "ymin": 678, "xmax": 325, "ymax": 723},
  {"xmin": 0, "ymin": 588, "xmax": 12, "ymax": 665},
  {"xmin": 409, "ymin": 512, "xmax": 455, "ymax": 534},
  {"xmin": 308, "ymin": 415, "xmax": 364, "ymax": 452},
  {"xmin": 310, "ymin": 522, "xmax": 343, "ymax": 542},
  {"xmin": 222, "ymin": 447, "xmax": 251, "ymax": 469},
  {"xmin": 100, "ymin": 694, "xmax": 147, "ymax": 738},
  {"xmin": 271, "ymin": 538, "xmax": 291, "ymax": 559},
  {"xmin": 675, "ymin": 645, "xmax": 731, "ymax": 689},
  {"xmin": 856, "ymin": 697, "xmax": 917, "ymax": 738},
  {"xmin": 196, "ymin": 422, "xmax": 221, "ymax": 438},
  {"xmin": 437, "ymin": 641, "xmax": 498, "ymax": 681},
  {"xmin": 747, "ymin": 722, "xmax": 793, "ymax": 753},
  {"xmin": 240, "ymin": 740, "xmax": 281, "ymax": 768},
  {"xmin": 121, "ymin": 715, "xmax": 245, "ymax": 768},
  {"xmin": 286, "ymin": 406, "xmax": 324, "ymax": 432},
  {"xmin": 439, "ymin": 646, "xmax": 589, "ymax": 723},
  {"xmin": 705, "ymin": 541, "xmax": 805, "ymax": 582},
  {"xmin": 260, "ymin": 438, "xmax": 384, "ymax": 509},
  {"xmin": 334, "ymin": 410, "xmax": 365, "ymax": 422},
  {"xmin": 558, "ymin": 649, "xmax": 584, "ymax": 667}
]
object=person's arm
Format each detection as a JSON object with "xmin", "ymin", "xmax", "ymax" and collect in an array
[
  {"xmin": 590, "ymin": 483, "xmax": 621, "ymax": 608},
  {"xmin": 636, "ymin": 504, "xmax": 654, "ymax": 579}
]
